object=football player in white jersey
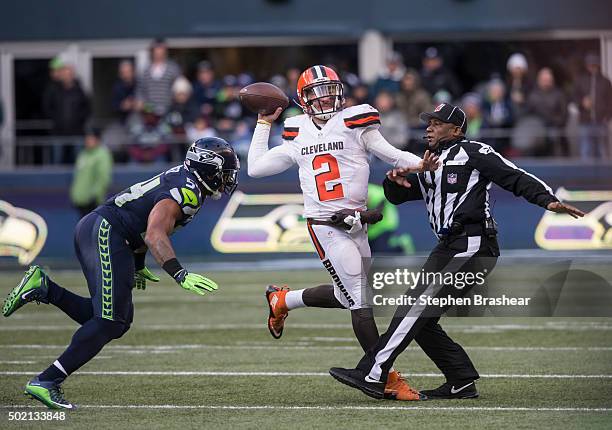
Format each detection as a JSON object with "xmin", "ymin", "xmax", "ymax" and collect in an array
[{"xmin": 248, "ymin": 65, "xmax": 438, "ymax": 400}]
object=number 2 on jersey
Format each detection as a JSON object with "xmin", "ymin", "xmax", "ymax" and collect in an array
[{"xmin": 312, "ymin": 154, "xmax": 344, "ymax": 201}]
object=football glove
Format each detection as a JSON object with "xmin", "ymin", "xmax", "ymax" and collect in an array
[
  {"xmin": 174, "ymin": 269, "xmax": 218, "ymax": 296},
  {"xmin": 330, "ymin": 209, "xmax": 383, "ymax": 233},
  {"xmin": 134, "ymin": 267, "xmax": 160, "ymax": 290}
]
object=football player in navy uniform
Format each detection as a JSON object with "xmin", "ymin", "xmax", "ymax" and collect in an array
[{"xmin": 2, "ymin": 137, "xmax": 239, "ymax": 409}]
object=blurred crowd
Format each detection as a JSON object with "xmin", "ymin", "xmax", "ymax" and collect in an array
[
  {"xmin": 41, "ymin": 39, "xmax": 612, "ymax": 165},
  {"xmin": 360, "ymin": 48, "xmax": 612, "ymax": 158}
]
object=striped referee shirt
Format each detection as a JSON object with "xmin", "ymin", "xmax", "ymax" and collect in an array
[{"xmin": 383, "ymin": 138, "xmax": 559, "ymax": 238}]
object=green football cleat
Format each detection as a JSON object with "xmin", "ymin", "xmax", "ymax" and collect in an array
[
  {"xmin": 24, "ymin": 377, "xmax": 76, "ymax": 410},
  {"xmin": 3, "ymin": 265, "xmax": 50, "ymax": 317}
]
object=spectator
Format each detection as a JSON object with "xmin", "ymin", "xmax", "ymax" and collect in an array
[
  {"xmin": 70, "ymin": 128, "xmax": 112, "ymax": 218},
  {"xmin": 396, "ymin": 68, "xmax": 433, "ymax": 128},
  {"xmin": 42, "ymin": 62, "xmax": 91, "ymax": 163},
  {"xmin": 506, "ymin": 53, "xmax": 531, "ymax": 119},
  {"xmin": 186, "ymin": 116, "xmax": 216, "ymax": 143},
  {"xmin": 371, "ymin": 51, "xmax": 406, "ymax": 97},
  {"xmin": 215, "ymin": 75, "xmax": 245, "ymax": 121},
  {"xmin": 127, "ymin": 105, "xmax": 172, "ymax": 163},
  {"xmin": 432, "ymin": 89, "xmax": 452, "ymax": 106},
  {"xmin": 286, "ymin": 67, "xmax": 301, "ymax": 101},
  {"xmin": 215, "ymin": 117, "xmax": 237, "ymax": 143},
  {"xmin": 482, "ymin": 78, "xmax": 513, "ymax": 152},
  {"xmin": 351, "ymin": 83, "xmax": 370, "ymax": 105},
  {"xmin": 573, "ymin": 52, "xmax": 612, "ymax": 158},
  {"xmin": 483, "ymin": 78, "xmax": 513, "ymax": 127},
  {"xmin": 192, "ymin": 60, "xmax": 221, "ymax": 118},
  {"xmin": 270, "ymin": 74, "xmax": 289, "ymax": 98},
  {"xmin": 165, "ymin": 76, "xmax": 199, "ymax": 136},
  {"xmin": 135, "ymin": 38, "xmax": 181, "ymax": 116},
  {"xmin": 526, "ymin": 67, "xmax": 568, "ymax": 155},
  {"xmin": 48, "ymin": 56, "xmax": 64, "ymax": 85},
  {"xmin": 374, "ymin": 91, "xmax": 409, "ymax": 149},
  {"xmin": 111, "ymin": 59, "xmax": 136, "ymax": 123},
  {"xmin": 461, "ymin": 93, "xmax": 484, "ymax": 140},
  {"xmin": 421, "ymin": 47, "xmax": 461, "ymax": 99}
]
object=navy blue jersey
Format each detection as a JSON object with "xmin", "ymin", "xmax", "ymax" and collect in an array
[{"xmin": 95, "ymin": 165, "xmax": 204, "ymax": 249}]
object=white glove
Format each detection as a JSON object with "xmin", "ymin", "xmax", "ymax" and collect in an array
[{"xmin": 343, "ymin": 211, "xmax": 363, "ymax": 234}]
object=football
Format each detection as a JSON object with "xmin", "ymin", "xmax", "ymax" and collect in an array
[{"xmin": 239, "ymin": 82, "xmax": 290, "ymax": 115}]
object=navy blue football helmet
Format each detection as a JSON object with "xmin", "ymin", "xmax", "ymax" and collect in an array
[{"xmin": 184, "ymin": 137, "xmax": 240, "ymax": 198}]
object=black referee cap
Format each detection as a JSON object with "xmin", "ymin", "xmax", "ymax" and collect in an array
[{"xmin": 420, "ymin": 103, "xmax": 467, "ymax": 134}]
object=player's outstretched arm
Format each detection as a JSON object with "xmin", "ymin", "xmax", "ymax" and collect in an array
[
  {"xmin": 361, "ymin": 128, "xmax": 439, "ymax": 172},
  {"xmin": 248, "ymin": 107, "xmax": 296, "ymax": 178},
  {"xmin": 145, "ymin": 199, "xmax": 218, "ymax": 296}
]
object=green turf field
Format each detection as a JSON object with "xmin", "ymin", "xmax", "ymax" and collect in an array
[{"xmin": 1, "ymin": 269, "xmax": 611, "ymax": 429}]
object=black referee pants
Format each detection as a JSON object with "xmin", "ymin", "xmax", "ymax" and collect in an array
[{"xmin": 357, "ymin": 234, "xmax": 499, "ymax": 384}]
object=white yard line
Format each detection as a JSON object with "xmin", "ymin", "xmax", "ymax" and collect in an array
[
  {"xmin": 1, "ymin": 344, "xmax": 611, "ymax": 352},
  {"xmin": 0, "ymin": 404, "xmax": 610, "ymax": 412},
  {"xmin": 1, "ymin": 370, "xmax": 611, "ymax": 378},
  {"xmin": 1, "ymin": 322, "xmax": 611, "ymax": 331}
]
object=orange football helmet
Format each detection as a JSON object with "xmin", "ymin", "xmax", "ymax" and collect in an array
[{"xmin": 296, "ymin": 65, "xmax": 344, "ymax": 120}]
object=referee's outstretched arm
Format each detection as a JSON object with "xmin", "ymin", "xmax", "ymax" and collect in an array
[
  {"xmin": 463, "ymin": 141, "xmax": 585, "ymax": 217},
  {"xmin": 463, "ymin": 141, "xmax": 557, "ymax": 208},
  {"xmin": 382, "ymin": 173, "xmax": 422, "ymax": 204}
]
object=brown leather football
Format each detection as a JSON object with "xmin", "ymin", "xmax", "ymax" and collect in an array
[{"xmin": 239, "ymin": 82, "xmax": 289, "ymax": 115}]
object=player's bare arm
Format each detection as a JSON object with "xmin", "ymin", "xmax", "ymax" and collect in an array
[
  {"xmin": 144, "ymin": 198, "xmax": 218, "ymax": 295},
  {"xmin": 144, "ymin": 199, "xmax": 182, "ymax": 266}
]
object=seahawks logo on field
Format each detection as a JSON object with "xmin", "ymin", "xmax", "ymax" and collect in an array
[
  {"xmin": 535, "ymin": 188, "xmax": 612, "ymax": 250},
  {"xmin": 210, "ymin": 191, "xmax": 313, "ymax": 253},
  {"xmin": 0, "ymin": 200, "xmax": 48, "ymax": 265}
]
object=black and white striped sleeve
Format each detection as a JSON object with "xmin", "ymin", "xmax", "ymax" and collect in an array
[
  {"xmin": 383, "ymin": 174, "xmax": 423, "ymax": 204},
  {"xmin": 464, "ymin": 142, "xmax": 558, "ymax": 209}
]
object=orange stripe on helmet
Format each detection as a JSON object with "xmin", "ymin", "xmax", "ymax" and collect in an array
[{"xmin": 297, "ymin": 65, "xmax": 341, "ymax": 106}]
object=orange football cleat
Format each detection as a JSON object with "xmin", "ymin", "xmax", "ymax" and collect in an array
[
  {"xmin": 265, "ymin": 285, "xmax": 289, "ymax": 339},
  {"xmin": 384, "ymin": 371, "xmax": 425, "ymax": 401}
]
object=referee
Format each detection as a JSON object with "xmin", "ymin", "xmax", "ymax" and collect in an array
[{"xmin": 329, "ymin": 103, "xmax": 584, "ymax": 400}]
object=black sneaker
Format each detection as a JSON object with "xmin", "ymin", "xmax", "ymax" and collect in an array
[
  {"xmin": 329, "ymin": 367, "xmax": 385, "ymax": 399},
  {"xmin": 421, "ymin": 381, "xmax": 478, "ymax": 400}
]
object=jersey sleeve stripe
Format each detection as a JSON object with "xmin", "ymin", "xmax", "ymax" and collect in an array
[
  {"xmin": 344, "ymin": 114, "xmax": 381, "ymax": 129},
  {"xmin": 344, "ymin": 112, "xmax": 380, "ymax": 122},
  {"xmin": 282, "ymin": 127, "xmax": 299, "ymax": 140}
]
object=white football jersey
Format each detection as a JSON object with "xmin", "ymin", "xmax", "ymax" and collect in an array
[{"xmin": 280, "ymin": 104, "xmax": 382, "ymax": 218}]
